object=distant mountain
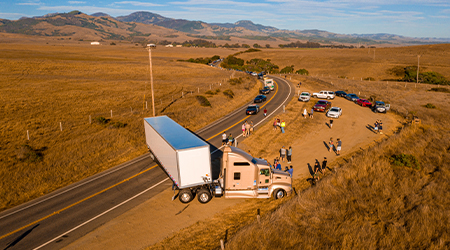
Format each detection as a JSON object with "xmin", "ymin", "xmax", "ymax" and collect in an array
[
  {"xmin": 116, "ymin": 11, "xmax": 170, "ymax": 24},
  {"xmin": 210, "ymin": 20, "xmax": 278, "ymax": 32},
  {"xmin": 91, "ymin": 12, "xmax": 111, "ymax": 17}
]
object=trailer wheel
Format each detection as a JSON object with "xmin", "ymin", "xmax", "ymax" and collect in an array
[
  {"xmin": 197, "ymin": 188, "xmax": 212, "ymax": 204},
  {"xmin": 273, "ymin": 189, "xmax": 285, "ymax": 200},
  {"xmin": 179, "ymin": 189, "xmax": 194, "ymax": 203}
]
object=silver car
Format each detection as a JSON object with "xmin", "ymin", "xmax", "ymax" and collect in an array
[
  {"xmin": 326, "ymin": 107, "xmax": 342, "ymax": 118},
  {"xmin": 298, "ymin": 92, "xmax": 311, "ymax": 102}
]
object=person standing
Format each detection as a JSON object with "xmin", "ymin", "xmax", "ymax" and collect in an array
[
  {"xmin": 242, "ymin": 122, "xmax": 246, "ymax": 137},
  {"xmin": 322, "ymin": 157, "xmax": 327, "ymax": 174},
  {"xmin": 250, "ymin": 121, "xmax": 254, "ymax": 135},
  {"xmin": 264, "ymin": 108, "xmax": 267, "ymax": 117},
  {"xmin": 288, "ymin": 166, "xmax": 294, "ymax": 177},
  {"xmin": 314, "ymin": 162, "xmax": 321, "ymax": 180},
  {"xmin": 280, "ymin": 120, "xmax": 286, "ymax": 133},
  {"xmin": 276, "ymin": 160, "xmax": 282, "ymax": 170},
  {"xmin": 374, "ymin": 120, "xmax": 378, "ymax": 133},
  {"xmin": 303, "ymin": 108, "xmax": 307, "ymax": 118},
  {"xmin": 329, "ymin": 137, "xmax": 334, "ymax": 152},
  {"xmin": 273, "ymin": 118, "xmax": 278, "ymax": 130},
  {"xmin": 310, "ymin": 108, "xmax": 314, "ymax": 119},
  {"xmin": 287, "ymin": 146, "xmax": 292, "ymax": 163},
  {"xmin": 330, "ymin": 119, "xmax": 333, "ymax": 129},
  {"xmin": 336, "ymin": 138, "xmax": 342, "ymax": 155},
  {"xmin": 228, "ymin": 133, "xmax": 234, "ymax": 146},
  {"xmin": 222, "ymin": 131, "xmax": 227, "ymax": 145},
  {"xmin": 245, "ymin": 121, "xmax": 251, "ymax": 137},
  {"xmin": 379, "ymin": 121, "xmax": 383, "ymax": 134},
  {"xmin": 280, "ymin": 146, "xmax": 286, "ymax": 162}
]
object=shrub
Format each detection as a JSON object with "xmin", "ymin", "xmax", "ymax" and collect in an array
[
  {"xmin": 280, "ymin": 65, "xmax": 294, "ymax": 74},
  {"xmin": 390, "ymin": 154, "xmax": 420, "ymax": 170},
  {"xmin": 110, "ymin": 42, "xmax": 116, "ymax": 45},
  {"xmin": 295, "ymin": 69, "xmax": 309, "ymax": 75},
  {"xmin": 16, "ymin": 144, "xmax": 43, "ymax": 162},
  {"xmin": 195, "ymin": 95, "xmax": 211, "ymax": 107},
  {"xmin": 424, "ymin": 103, "xmax": 436, "ymax": 109},
  {"xmin": 110, "ymin": 121, "xmax": 126, "ymax": 129},
  {"xmin": 223, "ymin": 89, "xmax": 234, "ymax": 99},
  {"xmin": 364, "ymin": 77, "xmax": 375, "ymax": 81},
  {"xmin": 205, "ymin": 90, "xmax": 216, "ymax": 95},
  {"xmin": 229, "ymin": 77, "xmax": 243, "ymax": 85},
  {"xmin": 215, "ymin": 89, "xmax": 220, "ymax": 94},
  {"xmin": 94, "ymin": 116, "xmax": 109, "ymax": 125},
  {"xmin": 429, "ymin": 87, "xmax": 450, "ymax": 93}
]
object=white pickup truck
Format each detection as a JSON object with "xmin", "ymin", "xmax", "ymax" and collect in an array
[{"xmin": 312, "ymin": 90, "xmax": 335, "ymax": 100}]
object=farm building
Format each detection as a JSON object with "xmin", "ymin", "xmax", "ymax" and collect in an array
[{"xmin": 90, "ymin": 42, "xmax": 100, "ymax": 45}]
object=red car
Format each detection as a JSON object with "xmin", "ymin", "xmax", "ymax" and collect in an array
[
  {"xmin": 357, "ymin": 99, "xmax": 372, "ymax": 107},
  {"xmin": 313, "ymin": 100, "xmax": 331, "ymax": 112}
]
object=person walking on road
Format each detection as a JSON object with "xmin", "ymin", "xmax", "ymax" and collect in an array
[
  {"xmin": 287, "ymin": 146, "xmax": 292, "ymax": 163},
  {"xmin": 264, "ymin": 108, "xmax": 267, "ymax": 117},
  {"xmin": 280, "ymin": 120, "xmax": 286, "ymax": 133},
  {"xmin": 336, "ymin": 138, "xmax": 342, "ymax": 155},
  {"xmin": 329, "ymin": 137, "xmax": 334, "ymax": 152},
  {"xmin": 245, "ymin": 121, "xmax": 251, "ymax": 137},
  {"xmin": 280, "ymin": 146, "xmax": 286, "ymax": 162},
  {"xmin": 222, "ymin": 131, "xmax": 227, "ymax": 145}
]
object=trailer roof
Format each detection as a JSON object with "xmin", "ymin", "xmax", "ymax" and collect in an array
[{"xmin": 144, "ymin": 116, "xmax": 208, "ymax": 150}]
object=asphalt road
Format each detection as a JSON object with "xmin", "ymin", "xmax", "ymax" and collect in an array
[{"xmin": 0, "ymin": 75, "xmax": 294, "ymax": 250}]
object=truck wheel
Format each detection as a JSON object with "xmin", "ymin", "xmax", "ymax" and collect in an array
[
  {"xmin": 327, "ymin": 96, "xmax": 331, "ymax": 100},
  {"xmin": 197, "ymin": 188, "xmax": 212, "ymax": 204},
  {"xmin": 273, "ymin": 189, "xmax": 285, "ymax": 200},
  {"xmin": 179, "ymin": 189, "xmax": 194, "ymax": 203},
  {"xmin": 313, "ymin": 95, "xmax": 317, "ymax": 98}
]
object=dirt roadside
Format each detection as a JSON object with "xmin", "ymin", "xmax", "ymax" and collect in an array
[{"xmin": 63, "ymin": 87, "xmax": 400, "ymax": 250}]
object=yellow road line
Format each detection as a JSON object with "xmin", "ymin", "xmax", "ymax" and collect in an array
[
  {"xmin": 206, "ymin": 80, "xmax": 279, "ymax": 141},
  {"xmin": 0, "ymin": 164, "xmax": 158, "ymax": 240},
  {"xmin": 1, "ymin": 79, "xmax": 282, "ymax": 240}
]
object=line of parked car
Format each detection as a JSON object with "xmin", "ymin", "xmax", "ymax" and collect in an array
[{"xmin": 299, "ymin": 89, "xmax": 390, "ymax": 119}]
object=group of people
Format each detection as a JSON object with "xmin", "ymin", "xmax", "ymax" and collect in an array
[
  {"xmin": 327, "ymin": 137, "xmax": 342, "ymax": 155},
  {"xmin": 302, "ymin": 108, "xmax": 314, "ymax": 119},
  {"xmin": 222, "ymin": 132, "xmax": 234, "ymax": 146},
  {"xmin": 272, "ymin": 157, "xmax": 294, "ymax": 177},
  {"xmin": 278, "ymin": 146, "xmax": 293, "ymax": 163},
  {"xmin": 242, "ymin": 120, "xmax": 254, "ymax": 137},
  {"xmin": 313, "ymin": 157, "xmax": 328, "ymax": 181},
  {"xmin": 273, "ymin": 118, "xmax": 286, "ymax": 133},
  {"xmin": 374, "ymin": 120, "xmax": 383, "ymax": 134}
]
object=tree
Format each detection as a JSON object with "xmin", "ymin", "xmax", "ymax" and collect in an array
[
  {"xmin": 280, "ymin": 65, "xmax": 294, "ymax": 74},
  {"xmin": 265, "ymin": 44, "xmax": 270, "ymax": 48},
  {"xmin": 242, "ymin": 44, "xmax": 250, "ymax": 48},
  {"xmin": 253, "ymin": 43, "xmax": 262, "ymax": 48}
]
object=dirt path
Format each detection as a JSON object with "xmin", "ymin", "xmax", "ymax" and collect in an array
[{"xmin": 63, "ymin": 88, "xmax": 399, "ymax": 250}]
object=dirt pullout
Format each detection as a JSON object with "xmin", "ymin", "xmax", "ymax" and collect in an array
[{"xmin": 63, "ymin": 87, "xmax": 399, "ymax": 250}]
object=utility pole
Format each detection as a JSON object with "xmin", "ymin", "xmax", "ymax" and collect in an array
[
  {"xmin": 417, "ymin": 55, "xmax": 421, "ymax": 84},
  {"xmin": 147, "ymin": 44, "xmax": 156, "ymax": 117}
]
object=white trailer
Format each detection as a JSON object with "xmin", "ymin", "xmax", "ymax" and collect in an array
[
  {"xmin": 144, "ymin": 116, "xmax": 212, "ymax": 189},
  {"xmin": 264, "ymin": 78, "xmax": 275, "ymax": 90}
]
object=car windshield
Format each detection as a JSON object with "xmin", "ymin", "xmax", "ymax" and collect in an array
[
  {"xmin": 301, "ymin": 93, "xmax": 309, "ymax": 96},
  {"xmin": 330, "ymin": 108, "xmax": 339, "ymax": 112},
  {"xmin": 247, "ymin": 107, "xmax": 257, "ymax": 111},
  {"xmin": 317, "ymin": 101, "xmax": 327, "ymax": 104}
]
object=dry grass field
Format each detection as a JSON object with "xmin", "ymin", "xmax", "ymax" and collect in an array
[
  {"xmin": 147, "ymin": 45, "xmax": 450, "ymax": 250},
  {"xmin": 0, "ymin": 37, "xmax": 258, "ymax": 211}
]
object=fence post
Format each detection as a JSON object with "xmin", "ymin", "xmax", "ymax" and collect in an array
[
  {"xmin": 235, "ymin": 138, "xmax": 237, "ymax": 147},
  {"xmin": 146, "ymin": 101, "xmax": 148, "ymax": 109},
  {"xmin": 198, "ymin": 88, "xmax": 199, "ymax": 93},
  {"xmin": 89, "ymin": 115, "xmax": 91, "ymax": 124},
  {"xmin": 27, "ymin": 130, "xmax": 29, "ymax": 140},
  {"xmin": 298, "ymin": 90, "xmax": 300, "ymax": 96},
  {"xmin": 111, "ymin": 110, "xmax": 113, "ymax": 117},
  {"xmin": 60, "ymin": 122, "xmax": 62, "ymax": 131},
  {"xmin": 182, "ymin": 92, "xmax": 184, "ymax": 98},
  {"xmin": 283, "ymin": 105, "xmax": 285, "ymax": 113},
  {"xmin": 257, "ymin": 208, "xmax": 261, "ymax": 224},
  {"xmin": 220, "ymin": 239, "xmax": 225, "ymax": 250}
]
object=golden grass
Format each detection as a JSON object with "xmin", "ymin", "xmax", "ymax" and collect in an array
[
  {"xmin": 147, "ymin": 46, "xmax": 450, "ymax": 250},
  {"xmin": 0, "ymin": 42, "xmax": 259, "ymax": 210}
]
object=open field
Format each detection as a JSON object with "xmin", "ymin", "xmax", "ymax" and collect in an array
[
  {"xmin": 0, "ymin": 38, "xmax": 258, "ymax": 211},
  {"xmin": 144, "ymin": 46, "xmax": 450, "ymax": 249}
]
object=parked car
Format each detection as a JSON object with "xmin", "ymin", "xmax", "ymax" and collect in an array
[
  {"xmin": 254, "ymin": 95, "xmax": 267, "ymax": 103},
  {"xmin": 346, "ymin": 93, "xmax": 359, "ymax": 102},
  {"xmin": 326, "ymin": 107, "xmax": 342, "ymax": 118},
  {"xmin": 313, "ymin": 100, "xmax": 332, "ymax": 112},
  {"xmin": 260, "ymin": 86, "xmax": 271, "ymax": 94},
  {"xmin": 357, "ymin": 99, "xmax": 372, "ymax": 107},
  {"xmin": 312, "ymin": 90, "xmax": 335, "ymax": 99},
  {"xmin": 246, "ymin": 104, "xmax": 260, "ymax": 115},
  {"xmin": 298, "ymin": 92, "xmax": 311, "ymax": 102},
  {"xmin": 372, "ymin": 101, "xmax": 390, "ymax": 113},
  {"xmin": 335, "ymin": 91, "xmax": 347, "ymax": 97}
]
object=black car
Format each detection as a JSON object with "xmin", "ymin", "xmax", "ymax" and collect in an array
[
  {"xmin": 246, "ymin": 104, "xmax": 260, "ymax": 115},
  {"xmin": 260, "ymin": 86, "xmax": 271, "ymax": 94},
  {"xmin": 335, "ymin": 91, "xmax": 347, "ymax": 97},
  {"xmin": 346, "ymin": 93, "xmax": 359, "ymax": 102},
  {"xmin": 254, "ymin": 95, "xmax": 267, "ymax": 103}
]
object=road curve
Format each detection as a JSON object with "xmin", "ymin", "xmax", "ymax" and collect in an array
[{"xmin": 0, "ymin": 75, "xmax": 294, "ymax": 250}]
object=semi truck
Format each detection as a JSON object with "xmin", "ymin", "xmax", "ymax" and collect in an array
[{"xmin": 144, "ymin": 116, "xmax": 292, "ymax": 204}]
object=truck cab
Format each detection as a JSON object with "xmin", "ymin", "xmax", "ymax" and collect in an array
[
  {"xmin": 219, "ymin": 146, "xmax": 292, "ymax": 200},
  {"xmin": 264, "ymin": 78, "xmax": 275, "ymax": 91}
]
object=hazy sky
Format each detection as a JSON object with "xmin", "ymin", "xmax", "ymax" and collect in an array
[{"xmin": 1, "ymin": 0, "xmax": 450, "ymax": 38}]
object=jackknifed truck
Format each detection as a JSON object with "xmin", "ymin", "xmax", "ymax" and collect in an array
[{"xmin": 144, "ymin": 116, "xmax": 292, "ymax": 204}]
